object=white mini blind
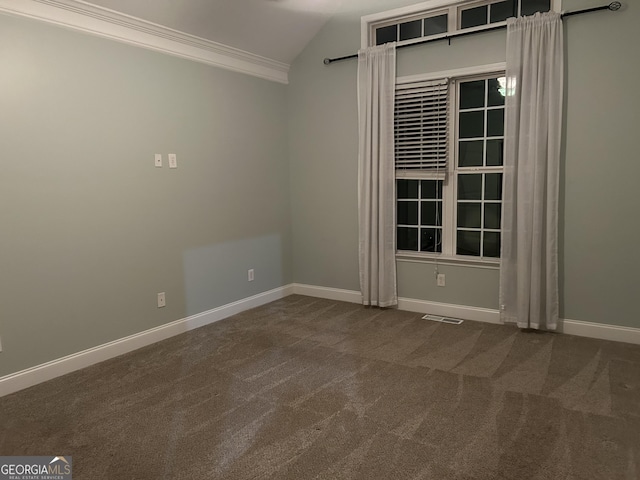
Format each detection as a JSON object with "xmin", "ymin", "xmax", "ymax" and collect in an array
[{"xmin": 394, "ymin": 78, "xmax": 449, "ymax": 175}]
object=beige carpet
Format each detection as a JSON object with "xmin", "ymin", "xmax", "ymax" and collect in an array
[{"xmin": 1, "ymin": 295, "xmax": 639, "ymax": 479}]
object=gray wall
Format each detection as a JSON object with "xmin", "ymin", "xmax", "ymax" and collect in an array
[
  {"xmin": 0, "ymin": 14, "xmax": 291, "ymax": 376},
  {"xmin": 2, "ymin": 0, "xmax": 639, "ymax": 378},
  {"xmin": 288, "ymin": 0, "xmax": 640, "ymax": 327}
]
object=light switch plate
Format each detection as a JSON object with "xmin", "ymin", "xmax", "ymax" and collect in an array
[
  {"xmin": 168, "ymin": 153, "xmax": 177, "ymax": 169},
  {"xmin": 154, "ymin": 154, "xmax": 162, "ymax": 167}
]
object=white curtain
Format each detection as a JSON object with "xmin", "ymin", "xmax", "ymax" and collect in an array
[
  {"xmin": 500, "ymin": 12, "xmax": 564, "ymax": 330},
  {"xmin": 357, "ymin": 43, "xmax": 397, "ymax": 307}
]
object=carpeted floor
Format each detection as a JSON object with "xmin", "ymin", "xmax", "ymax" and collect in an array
[{"xmin": 1, "ymin": 295, "xmax": 639, "ymax": 479}]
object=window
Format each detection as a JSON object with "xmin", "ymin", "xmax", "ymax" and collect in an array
[
  {"xmin": 459, "ymin": 0, "xmax": 550, "ymax": 30},
  {"xmin": 396, "ymin": 72, "xmax": 505, "ymax": 261},
  {"xmin": 456, "ymin": 76, "xmax": 504, "ymax": 258},
  {"xmin": 374, "ymin": 11, "xmax": 448, "ymax": 46},
  {"xmin": 366, "ymin": 0, "xmax": 555, "ymax": 48},
  {"xmin": 397, "ymin": 179, "xmax": 443, "ymax": 252}
]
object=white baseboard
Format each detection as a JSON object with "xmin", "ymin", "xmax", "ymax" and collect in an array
[
  {"xmin": 0, "ymin": 285, "xmax": 294, "ymax": 397},
  {"xmin": 4, "ymin": 283, "xmax": 639, "ymax": 397},
  {"xmin": 291, "ymin": 283, "xmax": 500, "ymax": 324},
  {"xmin": 291, "ymin": 283, "xmax": 640, "ymax": 345},
  {"xmin": 398, "ymin": 297, "xmax": 501, "ymax": 324},
  {"xmin": 291, "ymin": 283, "xmax": 362, "ymax": 304},
  {"xmin": 559, "ymin": 318, "xmax": 640, "ymax": 346}
]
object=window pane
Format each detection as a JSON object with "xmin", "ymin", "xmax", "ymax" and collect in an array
[
  {"xmin": 459, "ymin": 140, "xmax": 484, "ymax": 167},
  {"xmin": 424, "ymin": 14, "xmax": 448, "ymax": 36},
  {"xmin": 458, "ymin": 203, "xmax": 481, "ymax": 228},
  {"xmin": 487, "ymin": 109, "xmax": 504, "ymax": 137},
  {"xmin": 457, "ymin": 231, "xmax": 481, "ymax": 256},
  {"xmin": 490, "ymin": 0, "xmax": 516, "ymax": 23},
  {"xmin": 421, "ymin": 201, "xmax": 442, "ymax": 226},
  {"xmin": 483, "ymin": 231, "xmax": 501, "ymax": 257},
  {"xmin": 459, "ymin": 80, "xmax": 485, "ymax": 109},
  {"xmin": 397, "ymin": 201, "xmax": 418, "ymax": 225},
  {"xmin": 398, "ymin": 179, "xmax": 418, "ymax": 198},
  {"xmin": 398, "ymin": 227, "xmax": 418, "ymax": 251},
  {"xmin": 521, "ymin": 0, "xmax": 551, "ymax": 16},
  {"xmin": 487, "ymin": 78, "xmax": 506, "ymax": 106},
  {"xmin": 458, "ymin": 174, "xmax": 483, "ymax": 200},
  {"xmin": 459, "ymin": 111, "xmax": 484, "ymax": 138},
  {"xmin": 421, "ymin": 180, "xmax": 443, "ymax": 199},
  {"xmin": 484, "ymin": 203, "xmax": 502, "ymax": 229},
  {"xmin": 485, "ymin": 173, "xmax": 503, "ymax": 200},
  {"xmin": 376, "ymin": 24, "xmax": 397, "ymax": 45},
  {"xmin": 461, "ymin": 5, "xmax": 488, "ymax": 29},
  {"xmin": 421, "ymin": 228, "xmax": 442, "ymax": 253},
  {"xmin": 486, "ymin": 139, "xmax": 504, "ymax": 166},
  {"xmin": 400, "ymin": 20, "xmax": 422, "ymax": 41}
]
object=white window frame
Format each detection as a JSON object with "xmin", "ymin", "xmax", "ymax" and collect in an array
[
  {"xmin": 361, "ymin": 0, "xmax": 562, "ymax": 49},
  {"xmin": 395, "ymin": 63, "xmax": 506, "ymax": 267}
]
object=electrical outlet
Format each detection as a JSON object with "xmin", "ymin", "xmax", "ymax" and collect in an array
[
  {"xmin": 157, "ymin": 292, "xmax": 166, "ymax": 308},
  {"xmin": 437, "ymin": 273, "xmax": 446, "ymax": 287},
  {"xmin": 248, "ymin": 269, "xmax": 254, "ymax": 282},
  {"xmin": 154, "ymin": 153, "xmax": 162, "ymax": 167},
  {"xmin": 168, "ymin": 153, "xmax": 177, "ymax": 169}
]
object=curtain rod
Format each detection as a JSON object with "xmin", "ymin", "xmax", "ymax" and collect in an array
[{"xmin": 323, "ymin": 1, "xmax": 622, "ymax": 65}]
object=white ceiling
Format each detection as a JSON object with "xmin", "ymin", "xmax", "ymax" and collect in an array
[{"xmin": 83, "ymin": 0, "xmax": 345, "ymax": 64}]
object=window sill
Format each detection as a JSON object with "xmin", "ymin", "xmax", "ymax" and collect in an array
[{"xmin": 396, "ymin": 252, "xmax": 500, "ymax": 269}]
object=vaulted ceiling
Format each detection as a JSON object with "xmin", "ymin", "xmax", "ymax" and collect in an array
[
  {"xmin": 83, "ymin": 0, "xmax": 345, "ymax": 64},
  {"xmin": 1, "ymin": 0, "xmax": 416, "ymax": 82}
]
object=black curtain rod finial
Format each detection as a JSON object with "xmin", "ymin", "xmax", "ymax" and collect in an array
[
  {"xmin": 609, "ymin": 1, "xmax": 622, "ymax": 10},
  {"xmin": 323, "ymin": 58, "xmax": 332, "ymax": 65}
]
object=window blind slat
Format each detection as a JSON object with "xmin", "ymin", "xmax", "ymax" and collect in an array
[{"xmin": 395, "ymin": 78, "xmax": 449, "ymax": 172}]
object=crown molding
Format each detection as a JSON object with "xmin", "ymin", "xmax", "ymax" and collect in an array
[{"xmin": 0, "ymin": 0, "xmax": 290, "ymax": 84}]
